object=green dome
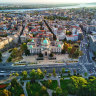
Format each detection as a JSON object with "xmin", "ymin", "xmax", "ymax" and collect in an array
[
  {"xmin": 43, "ymin": 39, "xmax": 49, "ymax": 45},
  {"xmin": 31, "ymin": 39, "xmax": 34, "ymax": 42},
  {"xmin": 30, "ymin": 45, "xmax": 33, "ymax": 48},
  {"xmin": 56, "ymin": 39, "xmax": 59, "ymax": 42},
  {"xmin": 58, "ymin": 44, "xmax": 61, "ymax": 48}
]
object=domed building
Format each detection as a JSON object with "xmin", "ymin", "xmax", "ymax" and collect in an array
[
  {"xmin": 31, "ymin": 39, "xmax": 34, "ymax": 43},
  {"xmin": 58, "ymin": 44, "xmax": 62, "ymax": 48},
  {"xmin": 43, "ymin": 39, "xmax": 49, "ymax": 45},
  {"xmin": 29, "ymin": 45, "xmax": 33, "ymax": 49},
  {"xmin": 27, "ymin": 38, "xmax": 63, "ymax": 57},
  {"xmin": 41, "ymin": 39, "xmax": 51, "ymax": 56}
]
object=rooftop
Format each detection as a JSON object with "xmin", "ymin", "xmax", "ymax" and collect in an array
[{"xmin": 43, "ymin": 39, "xmax": 49, "ymax": 45}]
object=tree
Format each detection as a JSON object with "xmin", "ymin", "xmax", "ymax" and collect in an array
[
  {"xmin": 70, "ymin": 45, "xmax": 76, "ymax": 54},
  {"xmin": 9, "ymin": 47, "xmax": 23, "ymax": 62},
  {"xmin": 73, "ymin": 49, "xmax": 80, "ymax": 58},
  {"xmin": 62, "ymin": 38, "xmax": 67, "ymax": 42},
  {"xmin": 30, "ymin": 69, "xmax": 36, "ymax": 83},
  {"xmin": 21, "ymin": 43, "xmax": 30, "ymax": 56},
  {"xmin": 49, "ymin": 73, "xmax": 52, "ymax": 77},
  {"xmin": 67, "ymin": 83, "xmax": 76, "ymax": 94},
  {"xmin": 71, "ymin": 76, "xmax": 88, "ymax": 96},
  {"xmin": 10, "ymin": 73, "xmax": 12, "ymax": 77},
  {"xmin": 11, "ymin": 87, "xmax": 15, "ymax": 93},
  {"xmin": 37, "ymin": 68, "xmax": 42, "ymax": 75},
  {"xmin": 25, "ymin": 49, "xmax": 30, "ymax": 56},
  {"xmin": 49, "ymin": 53, "xmax": 54, "ymax": 57},
  {"xmin": 36, "ymin": 68, "xmax": 43, "ymax": 79},
  {"xmin": 22, "ymin": 71, "xmax": 27, "ymax": 79},
  {"xmin": 11, "ymin": 78, "xmax": 18, "ymax": 87},
  {"xmin": 38, "ymin": 53, "xmax": 43, "ymax": 57},
  {"xmin": 61, "ymin": 49, "xmax": 66, "ymax": 54},
  {"xmin": 12, "ymin": 73, "xmax": 15, "ymax": 76},
  {"xmin": 7, "ymin": 56, "xmax": 12, "ymax": 62},
  {"xmin": 47, "ymin": 80, "xmax": 52, "ymax": 87},
  {"xmin": 11, "ymin": 48, "xmax": 18, "ymax": 58},
  {"xmin": 41, "ymin": 86, "xmax": 47, "ymax": 93},
  {"xmin": 67, "ymin": 40, "xmax": 72, "ymax": 44},
  {"xmin": 84, "ymin": 72, "xmax": 88, "ymax": 77},
  {"xmin": 44, "ymin": 70, "xmax": 47, "ymax": 75},
  {"xmin": 56, "ymin": 87, "xmax": 62, "ymax": 95},
  {"xmin": 62, "ymin": 68, "xmax": 65, "ymax": 74},
  {"xmin": 27, "ymin": 39, "xmax": 31, "ymax": 42},
  {"xmin": 63, "ymin": 42, "xmax": 69, "ymax": 51},
  {"xmin": 30, "ymin": 69, "xmax": 36, "ymax": 78},
  {"xmin": 10, "ymin": 78, "xmax": 24, "ymax": 96},
  {"xmin": 0, "ymin": 89, "xmax": 11, "ymax": 96},
  {"xmin": 68, "ymin": 76, "xmax": 96, "ymax": 96},
  {"xmin": 88, "ymin": 76, "xmax": 95, "ymax": 79},
  {"xmin": 71, "ymin": 76, "xmax": 87, "ymax": 89},
  {"xmin": 73, "ymin": 70, "xmax": 76, "ymax": 75},
  {"xmin": 53, "ymin": 68, "xmax": 56, "ymax": 77},
  {"xmin": 21, "ymin": 43, "xmax": 27, "ymax": 51},
  {"xmin": 15, "ymin": 72, "xmax": 19, "ymax": 76},
  {"xmin": 67, "ymin": 47, "xmax": 72, "ymax": 54},
  {"xmin": 66, "ymin": 31, "xmax": 72, "ymax": 35},
  {"xmin": 68, "ymin": 70, "xmax": 71, "ymax": 76}
]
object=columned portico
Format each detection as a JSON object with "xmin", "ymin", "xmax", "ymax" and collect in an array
[{"xmin": 41, "ymin": 49, "xmax": 51, "ymax": 57}]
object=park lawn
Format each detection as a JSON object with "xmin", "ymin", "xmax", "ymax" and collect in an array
[
  {"xmin": 26, "ymin": 82, "xmax": 49, "ymax": 96},
  {"xmin": 60, "ymin": 79, "xmax": 72, "ymax": 96},
  {"xmin": 60, "ymin": 79, "xmax": 72, "ymax": 90},
  {"xmin": 41, "ymin": 80, "xmax": 58, "ymax": 90},
  {"xmin": 9, "ymin": 82, "xmax": 24, "ymax": 96},
  {"xmin": 62, "ymin": 75, "xmax": 71, "ymax": 78}
]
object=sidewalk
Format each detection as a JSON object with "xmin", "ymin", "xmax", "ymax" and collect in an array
[
  {"xmin": 22, "ymin": 81, "xmax": 28, "ymax": 96},
  {"xmin": 0, "ymin": 76, "xmax": 16, "ymax": 84}
]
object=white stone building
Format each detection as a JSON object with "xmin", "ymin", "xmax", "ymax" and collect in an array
[{"xmin": 27, "ymin": 38, "xmax": 63, "ymax": 56}]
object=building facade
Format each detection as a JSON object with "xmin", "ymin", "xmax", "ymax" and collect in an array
[
  {"xmin": 27, "ymin": 38, "xmax": 63, "ymax": 56},
  {"xmin": 89, "ymin": 35, "xmax": 96, "ymax": 53}
]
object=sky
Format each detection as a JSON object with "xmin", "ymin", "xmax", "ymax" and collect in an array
[{"xmin": 0, "ymin": 0, "xmax": 96, "ymax": 4}]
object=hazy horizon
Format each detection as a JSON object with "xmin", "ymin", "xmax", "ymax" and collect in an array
[{"xmin": 0, "ymin": 0, "xmax": 96, "ymax": 4}]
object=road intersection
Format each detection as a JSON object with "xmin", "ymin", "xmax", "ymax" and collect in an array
[{"xmin": 0, "ymin": 30, "xmax": 96, "ymax": 80}]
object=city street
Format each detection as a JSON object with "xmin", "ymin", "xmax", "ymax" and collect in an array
[
  {"xmin": 0, "ymin": 29, "xmax": 96, "ymax": 80},
  {"xmin": 2, "ymin": 51, "xmax": 11, "ymax": 63},
  {"xmin": 79, "ymin": 30, "xmax": 96, "ymax": 77}
]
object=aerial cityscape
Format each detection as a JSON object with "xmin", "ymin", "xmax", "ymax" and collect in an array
[{"xmin": 0, "ymin": 0, "xmax": 96, "ymax": 96}]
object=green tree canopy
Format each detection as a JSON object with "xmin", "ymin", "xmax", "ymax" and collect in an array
[
  {"xmin": 56, "ymin": 87, "xmax": 62, "ymax": 95},
  {"xmin": 22, "ymin": 71, "xmax": 27, "ymax": 79},
  {"xmin": 71, "ymin": 76, "xmax": 87, "ymax": 88},
  {"xmin": 0, "ymin": 89, "xmax": 11, "ymax": 96}
]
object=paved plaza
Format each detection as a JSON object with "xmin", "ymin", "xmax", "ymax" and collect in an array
[{"xmin": 21, "ymin": 54, "xmax": 75, "ymax": 64}]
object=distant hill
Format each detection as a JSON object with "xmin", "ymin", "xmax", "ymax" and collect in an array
[
  {"xmin": 0, "ymin": 3, "xmax": 79, "ymax": 10},
  {"xmin": 86, "ymin": 2, "xmax": 96, "ymax": 5},
  {"xmin": 0, "ymin": 3, "xmax": 96, "ymax": 10}
]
